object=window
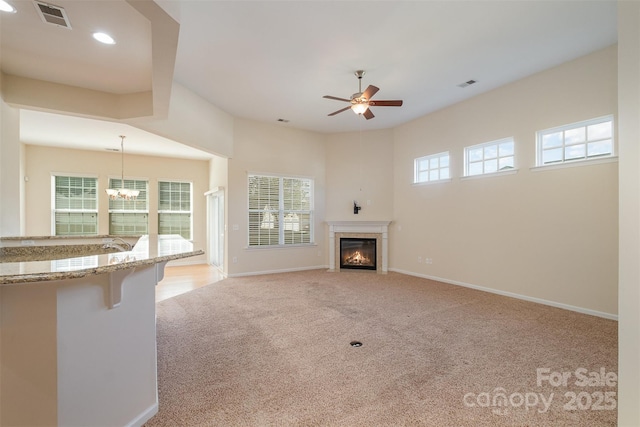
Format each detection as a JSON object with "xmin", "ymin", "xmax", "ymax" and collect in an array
[
  {"xmin": 537, "ymin": 116, "xmax": 614, "ymax": 166},
  {"xmin": 465, "ymin": 138, "xmax": 515, "ymax": 176},
  {"xmin": 108, "ymin": 178, "xmax": 148, "ymax": 235},
  {"xmin": 414, "ymin": 152, "xmax": 450, "ymax": 183},
  {"xmin": 158, "ymin": 181, "xmax": 192, "ymax": 240},
  {"xmin": 248, "ymin": 174, "xmax": 313, "ymax": 246},
  {"xmin": 53, "ymin": 175, "xmax": 98, "ymax": 235}
]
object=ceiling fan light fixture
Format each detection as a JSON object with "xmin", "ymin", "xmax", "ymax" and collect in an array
[
  {"xmin": 351, "ymin": 102, "xmax": 369, "ymax": 115},
  {"xmin": 324, "ymin": 69, "xmax": 402, "ymax": 120}
]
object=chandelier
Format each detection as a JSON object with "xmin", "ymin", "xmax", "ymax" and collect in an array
[{"xmin": 105, "ymin": 135, "xmax": 139, "ymax": 201}]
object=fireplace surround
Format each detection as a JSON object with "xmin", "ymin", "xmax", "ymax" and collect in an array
[{"xmin": 327, "ymin": 221, "xmax": 391, "ymax": 273}]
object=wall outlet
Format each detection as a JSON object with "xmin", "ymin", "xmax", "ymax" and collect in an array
[
  {"xmin": 418, "ymin": 256, "xmax": 422, "ymax": 264},
  {"xmin": 232, "ymin": 256, "xmax": 238, "ymax": 263},
  {"xmin": 426, "ymin": 258, "xmax": 433, "ymax": 264},
  {"xmin": 232, "ymin": 224, "xmax": 239, "ymax": 231}
]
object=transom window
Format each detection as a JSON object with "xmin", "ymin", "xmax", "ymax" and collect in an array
[
  {"xmin": 108, "ymin": 178, "xmax": 149, "ymax": 235},
  {"xmin": 537, "ymin": 116, "xmax": 614, "ymax": 166},
  {"xmin": 158, "ymin": 181, "xmax": 192, "ymax": 240},
  {"xmin": 248, "ymin": 174, "xmax": 313, "ymax": 246},
  {"xmin": 414, "ymin": 152, "xmax": 450, "ymax": 183},
  {"xmin": 465, "ymin": 138, "xmax": 515, "ymax": 176},
  {"xmin": 52, "ymin": 175, "xmax": 98, "ymax": 235}
]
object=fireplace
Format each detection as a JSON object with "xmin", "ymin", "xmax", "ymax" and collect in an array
[
  {"xmin": 326, "ymin": 221, "xmax": 391, "ymax": 273},
  {"xmin": 340, "ymin": 238, "xmax": 376, "ymax": 270}
]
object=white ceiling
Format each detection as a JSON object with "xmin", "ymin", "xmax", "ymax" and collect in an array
[{"xmin": 1, "ymin": 0, "xmax": 618, "ymax": 158}]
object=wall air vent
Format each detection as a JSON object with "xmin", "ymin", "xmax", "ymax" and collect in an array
[{"xmin": 33, "ymin": 1, "xmax": 72, "ymax": 29}]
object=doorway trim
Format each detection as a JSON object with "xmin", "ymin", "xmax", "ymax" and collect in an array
[{"xmin": 205, "ymin": 187, "xmax": 225, "ymax": 271}]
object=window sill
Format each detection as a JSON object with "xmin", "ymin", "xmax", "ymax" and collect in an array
[
  {"xmin": 412, "ymin": 178, "xmax": 452, "ymax": 186},
  {"xmin": 460, "ymin": 169, "xmax": 519, "ymax": 181},
  {"xmin": 245, "ymin": 243, "xmax": 317, "ymax": 250},
  {"xmin": 530, "ymin": 156, "xmax": 618, "ymax": 172}
]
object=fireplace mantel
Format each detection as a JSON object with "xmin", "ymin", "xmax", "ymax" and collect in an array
[{"xmin": 327, "ymin": 221, "xmax": 391, "ymax": 273}]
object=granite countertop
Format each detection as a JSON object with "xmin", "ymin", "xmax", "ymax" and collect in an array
[
  {"xmin": 0, "ymin": 234, "xmax": 141, "ymax": 242},
  {"xmin": 0, "ymin": 235, "xmax": 204, "ymax": 285}
]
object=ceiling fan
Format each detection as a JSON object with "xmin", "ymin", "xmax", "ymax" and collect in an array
[{"xmin": 323, "ymin": 70, "xmax": 403, "ymax": 120}]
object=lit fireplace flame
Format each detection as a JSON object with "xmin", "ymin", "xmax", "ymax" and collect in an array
[{"xmin": 344, "ymin": 250, "xmax": 371, "ymax": 266}]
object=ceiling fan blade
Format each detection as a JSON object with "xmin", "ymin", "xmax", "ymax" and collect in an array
[
  {"xmin": 362, "ymin": 85, "xmax": 379, "ymax": 100},
  {"xmin": 363, "ymin": 109, "xmax": 375, "ymax": 120},
  {"xmin": 368, "ymin": 100, "xmax": 403, "ymax": 107},
  {"xmin": 323, "ymin": 95, "xmax": 351, "ymax": 102},
  {"xmin": 328, "ymin": 106, "xmax": 352, "ymax": 116}
]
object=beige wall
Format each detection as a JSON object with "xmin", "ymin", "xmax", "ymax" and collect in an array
[
  {"xmin": 0, "ymin": 84, "xmax": 5, "ymax": 425},
  {"xmin": 129, "ymin": 82, "xmax": 235, "ymax": 158},
  {"xmin": 209, "ymin": 154, "xmax": 229, "ymax": 192},
  {"xmin": 0, "ymin": 101, "xmax": 24, "ymax": 236},
  {"xmin": 617, "ymin": 1, "xmax": 640, "ymax": 424},
  {"xmin": 226, "ymin": 119, "xmax": 326, "ymax": 276},
  {"xmin": 24, "ymin": 145, "xmax": 209, "ymax": 263},
  {"xmin": 391, "ymin": 45, "xmax": 618, "ymax": 317},
  {"xmin": 325, "ymin": 129, "xmax": 394, "ymax": 221}
]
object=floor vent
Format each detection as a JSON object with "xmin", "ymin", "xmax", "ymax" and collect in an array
[{"xmin": 34, "ymin": 1, "xmax": 72, "ymax": 29}]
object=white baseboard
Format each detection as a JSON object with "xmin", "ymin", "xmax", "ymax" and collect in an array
[
  {"xmin": 126, "ymin": 402, "xmax": 158, "ymax": 427},
  {"xmin": 227, "ymin": 265, "xmax": 329, "ymax": 278},
  {"xmin": 389, "ymin": 268, "xmax": 618, "ymax": 321}
]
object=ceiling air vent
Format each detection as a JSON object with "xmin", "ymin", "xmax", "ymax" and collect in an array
[
  {"xmin": 457, "ymin": 79, "xmax": 478, "ymax": 88},
  {"xmin": 33, "ymin": 1, "xmax": 72, "ymax": 29}
]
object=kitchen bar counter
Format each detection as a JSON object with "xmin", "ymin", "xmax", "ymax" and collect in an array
[
  {"xmin": 0, "ymin": 234, "xmax": 203, "ymax": 426},
  {"xmin": 0, "ymin": 234, "xmax": 203, "ymax": 284}
]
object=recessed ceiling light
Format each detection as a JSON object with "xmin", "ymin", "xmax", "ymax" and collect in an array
[
  {"xmin": 93, "ymin": 32, "xmax": 115, "ymax": 45},
  {"xmin": 0, "ymin": 0, "xmax": 16, "ymax": 13}
]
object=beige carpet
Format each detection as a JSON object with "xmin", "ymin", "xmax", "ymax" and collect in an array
[{"xmin": 144, "ymin": 270, "xmax": 617, "ymax": 426}]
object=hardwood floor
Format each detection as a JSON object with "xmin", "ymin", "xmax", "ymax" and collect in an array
[{"xmin": 156, "ymin": 264, "xmax": 223, "ymax": 302}]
